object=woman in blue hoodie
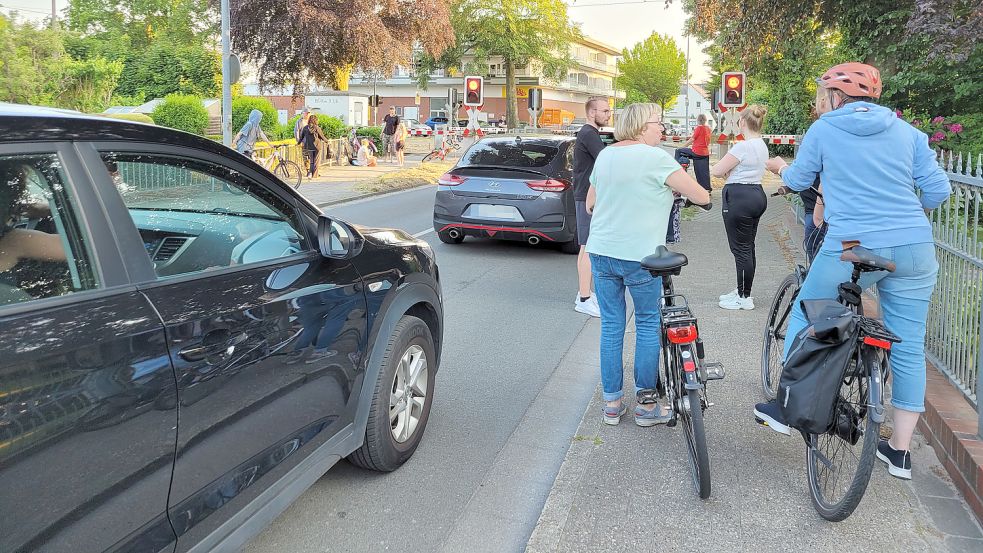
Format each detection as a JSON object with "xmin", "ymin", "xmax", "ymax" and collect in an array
[
  {"xmin": 233, "ymin": 109, "xmax": 272, "ymax": 158},
  {"xmin": 753, "ymin": 63, "xmax": 950, "ymax": 481}
]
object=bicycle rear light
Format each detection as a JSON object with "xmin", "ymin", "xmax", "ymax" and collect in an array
[
  {"xmin": 667, "ymin": 324, "xmax": 698, "ymax": 344},
  {"xmin": 863, "ymin": 336, "xmax": 892, "ymax": 350},
  {"xmin": 438, "ymin": 173, "xmax": 466, "ymax": 186}
]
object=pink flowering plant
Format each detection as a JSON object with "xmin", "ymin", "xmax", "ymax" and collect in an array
[{"xmin": 901, "ymin": 111, "xmax": 983, "ymax": 154}]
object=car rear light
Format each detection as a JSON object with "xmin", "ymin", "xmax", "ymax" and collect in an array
[
  {"xmin": 438, "ymin": 173, "xmax": 466, "ymax": 186},
  {"xmin": 667, "ymin": 324, "xmax": 698, "ymax": 344},
  {"xmin": 863, "ymin": 336, "xmax": 892, "ymax": 350},
  {"xmin": 526, "ymin": 178, "xmax": 570, "ymax": 192}
]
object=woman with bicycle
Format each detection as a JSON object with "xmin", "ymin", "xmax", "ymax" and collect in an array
[
  {"xmin": 756, "ymin": 62, "xmax": 950, "ymax": 481},
  {"xmin": 297, "ymin": 114, "xmax": 328, "ymax": 179},
  {"xmin": 585, "ymin": 103, "xmax": 710, "ymax": 426}
]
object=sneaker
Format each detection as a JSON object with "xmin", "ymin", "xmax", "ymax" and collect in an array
[
  {"xmin": 634, "ymin": 403, "xmax": 673, "ymax": 427},
  {"xmin": 876, "ymin": 438, "xmax": 912, "ymax": 480},
  {"xmin": 575, "ymin": 294, "xmax": 601, "ymax": 318},
  {"xmin": 719, "ymin": 289, "xmax": 739, "ymax": 301},
  {"xmin": 719, "ymin": 296, "xmax": 754, "ymax": 310},
  {"xmin": 753, "ymin": 400, "xmax": 791, "ymax": 435},
  {"xmin": 602, "ymin": 403, "xmax": 628, "ymax": 425}
]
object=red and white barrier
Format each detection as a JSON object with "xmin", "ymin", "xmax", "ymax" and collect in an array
[
  {"xmin": 667, "ymin": 134, "xmax": 799, "ymax": 146},
  {"xmin": 408, "ymin": 126, "xmax": 507, "ymax": 137}
]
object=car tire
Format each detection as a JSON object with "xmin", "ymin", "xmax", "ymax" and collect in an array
[
  {"xmin": 560, "ymin": 240, "xmax": 580, "ymax": 255},
  {"xmin": 437, "ymin": 229, "xmax": 464, "ymax": 244},
  {"xmin": 348, "ymin": 315, "xmax": 436, "ymax": 472}
]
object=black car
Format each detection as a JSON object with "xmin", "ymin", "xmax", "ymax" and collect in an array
[{"xmin": 0, "ymin": 105, "xmax": 443, "ymax": 553}]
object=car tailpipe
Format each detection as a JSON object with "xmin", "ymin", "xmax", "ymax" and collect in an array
[
  {"xmin": 527, "ymin": 235, "xmax": 541, "ymax": 246},
  {"xmin": 448, "ymin": 229, "xmax": 461, "ymax": 239}
]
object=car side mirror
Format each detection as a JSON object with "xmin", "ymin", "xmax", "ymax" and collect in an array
[{"xmin": 317, "ymin": 215, "xmax": 363, "ymax": 259}]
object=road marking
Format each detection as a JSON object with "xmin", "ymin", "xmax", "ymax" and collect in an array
[{"xmin": 412, "ymin": 228, "xmax": 435, "ymax": 238}]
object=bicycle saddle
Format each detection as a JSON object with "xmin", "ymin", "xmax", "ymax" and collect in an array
[
  {"xmin": 641, "ymin": 246, "xmax": 688, "ymax": 276},
  {"xmin": 840, "ymin": 245, "xmax": 896, "ymax": 273}
]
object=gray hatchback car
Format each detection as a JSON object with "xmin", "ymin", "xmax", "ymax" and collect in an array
[{"xmin": 432, "ymin": 135, "xmax": 580, "ymax": 254}]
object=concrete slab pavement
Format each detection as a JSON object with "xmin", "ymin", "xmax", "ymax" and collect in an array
[{"xmin": 526, "ymin": 184, "xmax": 983, "ymax": 552}]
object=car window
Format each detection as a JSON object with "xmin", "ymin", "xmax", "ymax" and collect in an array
[
  {"xmin": 0, "ymin": 154, "xmax": 98, "ymax": 306},
  {"xmin": 460, "ymin": 142, "xmax": 559, "ymax": 168},
  {"xmin": 100, "ymin": 153, "xmax": 309, "ymax": 279}
]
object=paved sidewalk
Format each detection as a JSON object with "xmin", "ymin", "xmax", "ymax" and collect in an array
[
  {"xmin": 526, "ymin": 185, "xmax": 983, "ymax": 552},
  {"xmin": 295, "ymin": 157, "xmax": 425, "ymax": 206}
]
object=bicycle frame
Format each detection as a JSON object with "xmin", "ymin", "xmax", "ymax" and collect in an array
[{"xmin": 659, "ymin": 275, "xmax": 710, "ymax": 411}]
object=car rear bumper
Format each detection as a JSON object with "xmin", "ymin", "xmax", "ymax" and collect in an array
[{"xmin": 433, "ymin": 215, "xmax": 575, "ymax": 243}]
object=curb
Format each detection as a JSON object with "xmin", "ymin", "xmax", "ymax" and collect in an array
[{"xmin": 316, "ymin": 181, "xmax": 436, "ymax": 208}]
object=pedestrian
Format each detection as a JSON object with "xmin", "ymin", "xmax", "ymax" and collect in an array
[
  {"xmin": 355, "ymin": 138, "xmax": 377, "ymax": 167},
  {"xmin": 382, "ymin": 107, "xmax": 400, "ymax": 163},
  {"xmin": 297, "ymin": 114, "xmax": 328, "ymax": 179},
  {"xmin": 293, "ymin": 107, "xmax": 311, "ymax": 142},
  {"xmin": 232, "ymin": 109, "xmax": 272, "ymax": 159},
  {"xmin": 584, "ymin": 103, "xmax": 710, "ymax": 426},
  {"xmin": 572, "ymin": 96, "xmax": 612, "ymax": 318},
  {"xmin": 674, "ymin": 113, "xmax": 712, "ymax": 192},
  {"xmin": 395, "ymin": 122, "xmax": 408, "ymax": 167},
  {"xmin": 755, "ymin": 63, "xmax": 950, "ymax": 481},
  {"xmin": 711, "ymin": 104, "xmax": 769, "ymax": 310}
]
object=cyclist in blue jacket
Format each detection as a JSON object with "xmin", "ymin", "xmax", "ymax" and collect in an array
[{"xmin": 754, "ymin": 62, "xmax": 950, "ymax": 481}]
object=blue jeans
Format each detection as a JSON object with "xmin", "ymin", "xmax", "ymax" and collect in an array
[
  {"xmin": 590, "ymin": 254, "xmax": 663, "ymax": 402},
  {"xmin": 783, "ymin": 242, "xmax": 939, "ymax": 412}
]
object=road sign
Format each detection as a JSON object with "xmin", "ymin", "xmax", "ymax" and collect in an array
[{"xmin": 528, "ymin": 88, "xmax": 543, "ymax": 111}]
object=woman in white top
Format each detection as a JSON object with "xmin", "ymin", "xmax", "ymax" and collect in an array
[
  {"xmin": 584, "ymin": 103, "xmax": 709, "ymax": 426},
  {"xmin": 710, "ymin": 104, "xmax": 769, "ymax": 310}
]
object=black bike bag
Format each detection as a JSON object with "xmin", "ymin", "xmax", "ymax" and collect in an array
[{"xmin": 779, "ymin": 299, "xmax": 859, "ymax": 435}]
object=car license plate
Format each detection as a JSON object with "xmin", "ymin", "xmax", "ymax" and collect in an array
[{"xmin": 474, "ymin": 204, "xmax": 520, "ymax": 220}]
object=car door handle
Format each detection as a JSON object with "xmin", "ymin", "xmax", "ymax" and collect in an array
[{"xmin": 179, "ymin": 331, "xmax": 248, "ymax": 362}]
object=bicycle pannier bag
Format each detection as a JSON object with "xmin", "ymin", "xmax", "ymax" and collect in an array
[{"xmin": 779, "ymin": 299, "xmax": 859, "ymax": 434}]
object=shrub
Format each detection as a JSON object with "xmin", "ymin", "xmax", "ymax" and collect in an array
[
  {"xmin": 356, "ymin": 126, "xmax": 383, "ymax": 151},
  {"xmin": 287, "ymin": 113, "xmax": 349, "ymax": 139},
  {"xmin": 906, "ymin": 113, "xmax": 983, "ymax": 159},
  {"xmin": 231, "ymin": 96, "xmax": 279, "ymax": 136},
  {"xmin": 102, "ymin": 113, "xmax": 155, "ymax": 125},
  {"xmin": 151, "ymin": 94, "xmax": 208, "ymax": 135}
]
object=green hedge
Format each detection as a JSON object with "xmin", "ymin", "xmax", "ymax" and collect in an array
[
  {"xmin": 355, "ymin": 126, "xmax": 383, "ymax": 151},
  {"xmin": 287, "ymin": 114, "xmax": 349, "ymax": 140},
  {"xmin": 151, "ymin": 94, "xmax": 209, "ymax": 135},
  {"xmin": 906, "ymin": 113, "xmax": 983, "ymax": 160},
  {"xmin": 103, "ymin": 113, "xmax": 155, "ymax": 125},
  {"xmin": 231, "ymin": 96, "xmax": 279, "ymax": 136}
]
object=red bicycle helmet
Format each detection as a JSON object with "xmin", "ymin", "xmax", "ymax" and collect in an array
[{"xmin": 818, "ymin": 62, "xmax": 882, "ymax": 99}]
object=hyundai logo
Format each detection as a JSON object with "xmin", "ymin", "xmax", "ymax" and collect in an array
[{"xmin": 486, "ymin": 181, "xmax": 501, "ymax": 190}]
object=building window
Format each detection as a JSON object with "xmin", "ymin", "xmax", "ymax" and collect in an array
[{"xmin": 696, "ymin": 101, "xmax": 701, "ymax": 108}]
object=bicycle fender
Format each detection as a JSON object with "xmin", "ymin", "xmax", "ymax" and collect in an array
[
  {"xmin": 863, "ymin": 347, "xmax": 886, "ymax": 424},
  {"xmin": 683, "ymin": 371, "xmax": 702, "ymax": 390}
]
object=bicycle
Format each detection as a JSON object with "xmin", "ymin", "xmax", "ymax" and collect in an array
[
  {"xmin": 641, "ymin": 239, "xmax": 726, "ymax": 500},
  {"xmin": 760, "ymin": 243, "xmax": 902, "ymax": 521},
  {"xmin": 253, "ymin": 146, "xmax": 302, "ymax": 189},
  {"xmin": 761, "ymin": 208, "xmax": 827, "ymax": 399},
  {"xmin": 421, "ymin": 133, "xmax": 461, "ymax": 163}
]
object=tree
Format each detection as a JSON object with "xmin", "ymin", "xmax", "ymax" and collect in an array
[
  {"xmin": 616, "ymin": 33, "xmax": 685, "ymax": 113},
  {"xmin": 228, "ymin": 1, "xmax": 453, "ymax": 92},
  {"xmin": 416, "ymin": 0, "xmax": 579, "ymax": 129},
  {"xmin": 66, "ymin": 0, "xmax": 216, "ymax": 50}
]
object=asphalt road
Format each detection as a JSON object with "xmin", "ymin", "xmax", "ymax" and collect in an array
[{"xmin": 245, "ymin": 185, "xmax": 599, "ymax": 552}]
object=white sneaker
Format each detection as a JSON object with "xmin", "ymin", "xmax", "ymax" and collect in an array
[
  {"xmin": 574, "ymin": 294, "xmax": 601, "ymax": 317},
  {"xmin": 719, "ymin": 296, "xmax": 754, "ymax": 310},
  {"xmin": 719, "ymin": 289, "xmax": 739, "ymax": 301}
]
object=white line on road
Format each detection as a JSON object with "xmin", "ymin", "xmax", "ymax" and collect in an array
[{"xmin": 412, "ymin": 228, "xmax": 435, "ymax": 238}]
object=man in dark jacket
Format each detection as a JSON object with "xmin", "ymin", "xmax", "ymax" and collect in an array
[{"xmin": 572, "ymin": 97, "xmax": 612, "ymax": 317}]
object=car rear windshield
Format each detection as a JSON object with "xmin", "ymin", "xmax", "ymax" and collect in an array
[{"xmin": 459, "ymin": 142, "xmax": 559, "ymax": 168}]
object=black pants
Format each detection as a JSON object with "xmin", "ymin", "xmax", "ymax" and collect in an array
[
  {"xmin": 674, "ymin": 148, "xmax": 712, "ymax": 191},
  {"xmin": 722, "ymin": 183, "xmax": 768, "ymax": 297},
  {"xmin": 304, "ymin": 149, "xmax": 319, "ymax": 177}
]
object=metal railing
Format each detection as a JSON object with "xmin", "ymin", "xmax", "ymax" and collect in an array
[{"xmin": 926, "ymin": 150, "xmax": 983, "ymax": 420}]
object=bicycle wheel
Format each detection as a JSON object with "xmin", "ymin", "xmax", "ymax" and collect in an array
[
  {"xmin": 680, "ymin": 385, "xmax": 711, "ymax": 499},
  {"xmin": 806, "ymin": 349, "xmax": 883, "ymax": 521},
  {"xmin": 421, "ymin": 151, "xmax": 437, "ymax": 163},
  {"xmin": 761, "ymin": 273, "xmax": 799, "ymax": 399},
  {"xmin": 275, "ymin": 160, "xmax": 302, "ymax": 189}
]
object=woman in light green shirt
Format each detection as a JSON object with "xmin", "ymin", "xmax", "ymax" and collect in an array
[{"xmin": 584, "ymin": 103, "xmax": 710, "ymax": 426}]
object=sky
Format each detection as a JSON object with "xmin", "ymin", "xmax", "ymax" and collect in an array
[{"xmin": 4, "ymin": 0, "xmax": 711, "ymax": 83}]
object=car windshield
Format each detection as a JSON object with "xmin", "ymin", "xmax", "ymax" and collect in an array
[{"xmin": 459, "ymin": 142, "xmax": 559, "ymax": 168}]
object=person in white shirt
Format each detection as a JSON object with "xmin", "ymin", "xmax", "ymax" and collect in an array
[{"xmin": 709, "ymin": 104, "xmax": 769, "ymax": 310}]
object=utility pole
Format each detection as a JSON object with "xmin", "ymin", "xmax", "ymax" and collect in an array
[
  {"xmin": 50, "ymin": 0, "xmax": 57, "ymax": 29},
  {"xmin": 221, "ymin": 0, "xmax": 232, "ymax": 147}
]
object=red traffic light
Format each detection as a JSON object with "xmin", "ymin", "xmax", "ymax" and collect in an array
[
  {"xmin": 464, "ymin": 76, "xmax": 483, "ymax": 107},
  {"xmin": 721, "ymin": 71, "xmax": 745, "ymax": 108}
]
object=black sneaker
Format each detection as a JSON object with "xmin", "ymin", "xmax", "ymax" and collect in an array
[
  {"xmin": 753, "ymin": 400, "xmax": 791, "ymax": 435},
  {"xmin": 876, "ymin": 438, "xmax": 912, "ymax": 480}
]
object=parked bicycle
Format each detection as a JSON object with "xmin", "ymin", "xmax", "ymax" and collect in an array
[
  {"xmin": 759, "ymin": 243, "xmax": 902, "ymax": 521},
  {"xmin": 640, "ymin": 238, "xmax": 726, "ymax": 500},
  {"xmin": 253, "ymin": 146, "xmax": 302, "ymax": 189},
  {"xmin": 422, "ymin": 133, "xmax": 461, "ymax": 163}
]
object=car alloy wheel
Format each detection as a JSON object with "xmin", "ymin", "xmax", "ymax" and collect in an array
[{"xmin": 390, "ymin": 345, "xmax": 428, "ymax": 443}]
